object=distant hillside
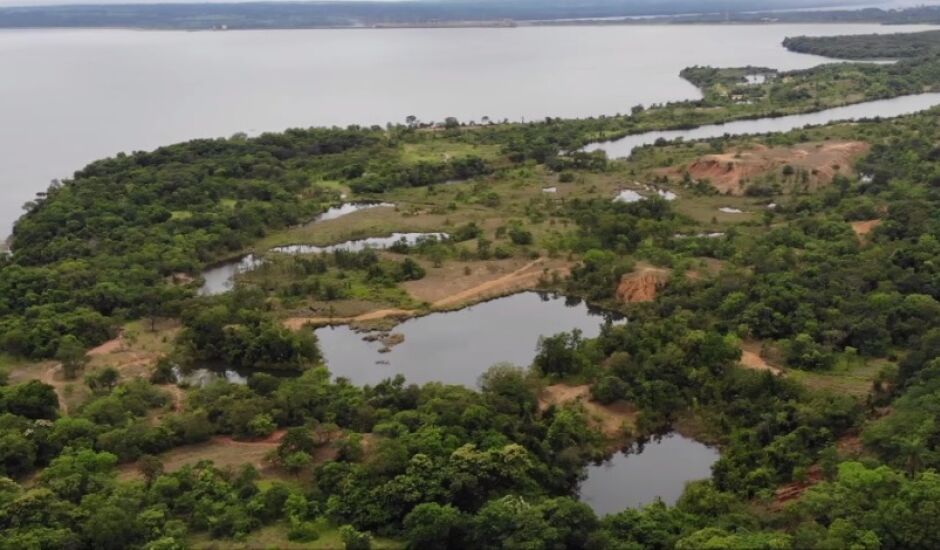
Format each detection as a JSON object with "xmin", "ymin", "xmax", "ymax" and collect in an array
[
  {"xmin": 784, "ymin": 29, "xmax": 940, "ymax": 59},
  {"xmin": 0, "ymin": 0, "xmax": 898, "ymax": 30}
]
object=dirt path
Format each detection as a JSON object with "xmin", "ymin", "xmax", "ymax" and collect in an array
[
  {"xmin": 213, "ymin": 429, "xmax": 287, "ymax": 447},
  {"xmin": 162, "ymin": 384, "xmax": 185, "ymax": 412},
  {"xmin": 87, "ymin": 334, "xmax": 124, "ymax": 356},
  {"xmin": 430, "ymin": 259, "xmax": 554, "ymax": 309},
  {"xmin": 39, "ymin": 362, "xmax": 70, "ymax": 415}
]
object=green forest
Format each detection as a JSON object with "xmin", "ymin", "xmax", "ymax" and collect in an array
[
  {"xmin": 784, "ymin": 29, "xmax": 940, "ymax": 59},
  {"xmin": 3, "ymin": 28, "xmax": 940, "ymax": 549}
]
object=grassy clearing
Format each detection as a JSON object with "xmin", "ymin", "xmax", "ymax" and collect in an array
[
  {"xmin": 119, "ymin": 437, "xmax": 286, "ymax": 483},
  {"xmin": 671, "ymin": 194, "xmax": 762, "ymax": 225},
  {"xmin": 787, "ymin": 357, "xmax": 888, "ymax": 397},
  {"xmin": 401, "ymin": 140, "xmax": 500, "ymax": 164},
  {"xmin": 86, "ymin": 319, "xmax": 179, "ymax": 381},
  {"xmin": 190, "ymin": 520, "xmax": 404, "ymax": 550}
]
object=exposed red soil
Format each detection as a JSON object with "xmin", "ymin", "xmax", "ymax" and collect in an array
[
  {"xmin": 850, "ymin": 219, "xmax": 882, "ymax": 239},
  {"xmin": 740, "ymin": 351, "xmax": 783, "ymax": 376},
  {"xmin": 616, "ymin": 266, "xmax": 671, "ymax": 303},
  {"xmin": 673, "ymin": 141, "xmax": 869, "ymax": 195}
]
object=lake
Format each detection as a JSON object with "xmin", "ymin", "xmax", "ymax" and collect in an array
[
  {"xmin": 315, "ymin": 291, "xmax": 620, "ymax": 387},
  {"xmin": 585, "ymin": 92, "xmax": 940, "ymax": 158},
  {"xmin": 2, "ymin": 23, "xmax": 938, "ymax": 237},
  {"xmin": 579, "ymin": 433, "xmax": 720, "ymax": 515}
]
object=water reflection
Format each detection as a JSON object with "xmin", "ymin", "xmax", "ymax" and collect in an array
[
  {"xmin": 579, "ymin": 433, "xmax": 720, "ymax": 515},
  {"xmin": 315, "ymin": 291, "xmax": 623, "ymax": 387}
]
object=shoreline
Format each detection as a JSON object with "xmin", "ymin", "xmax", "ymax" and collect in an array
[{"xmin": 0, "ymin": 20, "xmax": 931, "ymax": 32}]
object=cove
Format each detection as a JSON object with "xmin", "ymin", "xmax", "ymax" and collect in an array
[
  {"xmin": 584, "ymin": 92, "xmax": 940, "ymax": 158},
  {"xmin": 579, "ymin": 433, "xmax": 720, "ymax": 515},
  {"xmin": 314, "ymin": 291, "xmax": 621, "ymax": 387},
  {"xmin": 196, "ymin": 200, "xmax": 446, "ymax": 295}
]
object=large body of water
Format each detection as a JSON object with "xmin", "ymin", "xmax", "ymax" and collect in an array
[
  {"xmin": 315, "ymin": 291, "xmax": 619, "ymax": 387},
  {"xmin": 579, "ymin": 434, "xmax": 721, "ymax": 515},
  {"xmin": 2, "ymin": 23, "xmax": 938, "ymax": 237},
  {"xmin": 585, "ymin": 92, "xmax": 940, "ymax": 158}
]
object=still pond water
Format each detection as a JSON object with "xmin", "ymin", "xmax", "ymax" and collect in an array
[
  {"xmin": 315, "ymin": 291, "xmax": 621, "ymax": 387},
  {"xmin": 579, "ymin": 433, "xmax": 720, "ymax": 515},
  {"xmin": 2, "ymin": 23, "xmax": 938, "ymax": 236}
]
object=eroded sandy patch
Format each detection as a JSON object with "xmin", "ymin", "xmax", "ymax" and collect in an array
[
  {"xmin": 540, "ymin": 383, "xmax": 636, "ymax": 438},
  {"xmin": 616, "ymin": 265, "xmax": 671, "ymax": 303},
  {"xmin": 850, "ymin": 219, "xmax": 881, "ymax": 239}
]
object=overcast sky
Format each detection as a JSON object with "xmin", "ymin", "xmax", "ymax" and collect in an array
[{"xmin": 1, "ymin": 0, "xmax": 937, "ymax": 11}]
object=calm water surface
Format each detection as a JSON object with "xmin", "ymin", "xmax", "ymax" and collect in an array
[
  {"xmin": 315, "ymin": 291, "xmax": 620, "ymax": 387},
  {"xmin": 585, "ymin": 92, "xmax": 940, "ymax": 158},
  {"xmin": 579, "ymin": 433, "xmax": 720, "ymax": 515},
  {"xmin": 2, "ymin": 24, "xmax": 938, "ymax": 235}
]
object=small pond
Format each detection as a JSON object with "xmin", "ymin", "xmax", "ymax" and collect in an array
[
  {"xmin": 315, "ymin": 291, "xmax": 621, "ymax": 387},
  {"xmin": 312, "ymin": 201, "xmax": 393, "ymax": 222},
  {"xmin": 584, "ymin": 92, "xmax": 940, "ymax": 158},
  {"xmin": 270, "ymin": 232, "xmax": 447, "ymax": 255},
  {"xmin": 173, "ymin": 366, "xmax": 249, "ymax": 387},
  {"xmin": 579, "ymin": 433, "xmax": 720, "ymax": 515},
  {"xmin": 199, "ymin": 255, "xmax": 263, "ymax": 296}
]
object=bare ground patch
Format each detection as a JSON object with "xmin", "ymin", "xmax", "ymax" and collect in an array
[
  {"xmin": 740, "ymin": 351, "xmax": 783, "ymax": 376},
  {"xmin": 422, "ymin": 257, "xmax": 570, "ymax": 309},
  {"xmin": 850, "ymin": 219, "xmax": 881, "ymax": 240},
  {"xmin": 667, "ymin": 141, "xmax": 869, "ymax": 195},
  {"xmin": 616, "ymin": 265, "xmax": 671, "ymax": 303},
  {"xmin": 118, "ymin": 436, "xmax": 283, "ymax": 482},
  {"xmin": 539, "ymin": 384, "xmax": 637, "ymax": 438},
  {"xmin": 283, "ymin": 257, "xmax": 571, "ymax": 329},
  {"xmin": 86, "ymin": 319, "xmax": 180, "ymax": 379},
  {"xmin": 739, "ymin": 341, "xmax": 783, "ymax": 376}
]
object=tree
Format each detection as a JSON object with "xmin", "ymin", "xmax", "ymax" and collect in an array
[
  {"xmin": 138, "ymin": 454, "xmax": 164, "ymax": 486},
  {"xmin": 340, "ymin": 525, "xmax": 372, "ymax": 550},
  {"xmin": 285, "ymin": 452, "xmax": 312, "ymax": 477},
  {"xmin": 4, "ymin": 380, "xmax": 59, "ymax": 419},
  {"xmin": 246, "ymin": 413, "xmax": 276, "ymax": 438},
  {"xmin": 55, "ymin": 335, "xmax": 88, "ymax": 379},
  {"xmin": 403, "ymin": 503, "xmax": 464, "ymax": 549},
  {"xmin": 478, "ymin": 363, "xmax": 538, "ymax": 417},
  {"xmin": 278, "ymin": 426, "xmax": 317, "ymax": 459},
  {"xmin": 86, "ymin": 367, "xmax": 119, "ymax": 394},
  {"xmin": 533, "ymin": 330, "xmax": 588, "ymax": 378},
  {"xmin": 39, "ymin": 449, "xmax": 117, "ymax": 503}
]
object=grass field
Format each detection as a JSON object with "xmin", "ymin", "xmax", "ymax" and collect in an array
[
  {"xmin": 786, "ymin": 357, "xmax": 889, "ymax": 397},
  {"xmin": 401, "ymin": 139, "xmax": 500, "ymax": 163}
]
